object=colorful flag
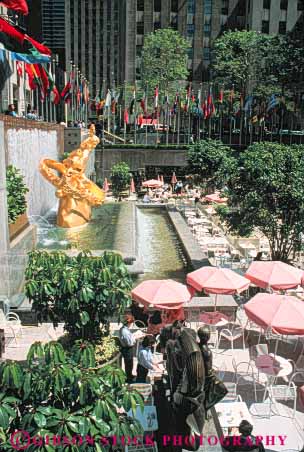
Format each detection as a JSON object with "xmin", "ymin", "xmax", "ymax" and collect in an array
[
  {"xmin": 207, "ymin": 87, "xmax": 215, "ymax": 118},
  {"xmin": 244, "ymin": 96, "xmax": 253, "ymax": 114},
  {"xmin": 105, "ymin": 89, "xmax": 111, "ymax": 108},
  {"xmin": 0, "ymin": 0, "xmax": 28, "ymax": 15},
  {"xmin": 24, "ymin": 35, "xmax": 51, "ymax": 56},
  {"xmin": 124, "ymin": 108, "xmax": 129, "ymax": 124},
  {"xmin": 0, "ymin": 49, "xmax": 13, "ymax": 91},
  {"xmin": 16, "ymin": 60, "xmax": 23, "ymax": 77},
  {"xmin": 202, "ymin": 95, "xmax": 208, "ymax": 119},
  {"xmin": 61, "ymin": 81, "xmax": 72, "ymax": 104},
  {"xmin": 83, "ymin": 81, "xmax": 89, "ymax": 104},
  {"xmin": 25, "ymin": 63, "xmax": 36, "ymax": 90},
  {"xmin": 140, "ymin": 87, "xmax": 147, "ymax": 114},
  {"xmin": 184, "ymin": 84, "xmax": 191, "ymax": 112},
  {"xmin": 266, "ymin": 94, "xmax": 278, "ymax": 113},
  {"xmin": 0, "ymin": 17, "xmax": 24, "ymax": 44},
  {"xmin": 11, "ymin": 51, "xmax": 50, "ymax": 64}
]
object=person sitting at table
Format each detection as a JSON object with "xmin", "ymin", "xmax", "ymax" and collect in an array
[
  {"xmin": 222, "ymin": 420, "xmax": 265, "ymax": 452},
  {"xmin": 147, "ymin": 310, "xmax": 163, "ymax": 336},
  {"xmin": 119, "ymin": 315, "xmax": 136, "ymax": 383},
  {"xmin": 136, "ymin": 336, "xmax": 161, "ymax": 383},
  {"xmin": 198, "ymin": 326, "xmax": 227, "ymax": 414}
]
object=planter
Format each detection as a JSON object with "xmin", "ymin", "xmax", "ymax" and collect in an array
[{"xmin": 9, "ymin": 213, "xmax": 29, "ymax": 241}]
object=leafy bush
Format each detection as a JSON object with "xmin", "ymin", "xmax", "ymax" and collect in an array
[
  {"xmin": 95, "ymin": 336, "xmax": 119, "ymax": 365},
  {"xmin": 110, "ymin": 162, "xmax": 131, "ymax": 199},
  {"xmin": 25, "ymin": 250, "xmax": 132, "ymax": 342},
  {"xmin": 0, "ymin": 342, "xmax": 144, "ymax": 452},
  {"xmin": 6, "ymin": 165, "xmax": 29, "ymax": 224}
]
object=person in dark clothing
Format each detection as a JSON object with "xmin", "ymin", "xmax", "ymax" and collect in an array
[
  {"xmin": 222, "ymin": 420, "xmax": 265, "ymax": 452},
  {"xmin": 119, "ymin": 315, "xmax": 136, "ymax": 383}
]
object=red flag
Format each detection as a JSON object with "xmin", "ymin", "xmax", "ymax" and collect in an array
[
  {"xmin": 124, "ymin": 109, "xmax": 129, "ymax": 124},
  {"xmin": 77, "ymin": 87, "xmax": 81, "ymax": 105},
  {"xmin": 25, "ymin": 63, "xmax": 36, "ymax": 90},
  {"xmin": 111, "ymin": 99, "xmax": 116, "ymax": 114},
  {"xmin": 61, "ymin": 81, "xmax": 72, "ymax": 103},
  {"xmin": 51, "ymin": 85, "xmax": 60, "ymax": 105},
  {"xmin": 219, "ymin": 88, "xmax": 224, "ymax": 104},
  {"xmin": 207, "ymin": 90, "xmax": 215, "ymax": 118},
  {"xmin": 16, "ymin": 60, "xmax": 23, "ymax": 77},
  {"xmin": 0, "ymin": 0, "xmax": 28, "ymax": 15},
  {"xmin": 35, "ymin": 65, "xmax": 49, "ymax": 95},
  {"xmin": 25, "ymin": 35, "xmax": 51, "ymax": 56},
  {"xmin": 0, "ymin": 17, "xmax": 25, "ymax": 43}
]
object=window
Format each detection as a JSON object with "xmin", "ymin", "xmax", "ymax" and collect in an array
[
  {"xmin": 203, "ymin": 48, "xmax": 210, "ymax": 61},
  {"xmin": 298, "ymin": 0, "xmax": 304, "ymax": 10},
  {"xmin": 261, "ymin": 20, "xmax": 269, "ymax": 33},
  {"xmin": 187, "ymin": 24, "xmax": 195, "ymax": 34},
  {"xmin": 171, "ymin": 0, "xmax": 178, "ymax": 13},
  {"xmin": 154, "ymin": 0, "xmax": 161, "ymax": 12},
  {"xmin": 187, "ymin": 0, "xmax": 195, "ymax": 14},
  {"xmin": 204, "ymin": 23, "xmax": 211, "ymax": 32},
  {"xmin": 137, "ymin": 0, "xmax": 144, "ymax": 11},
  {"xmin": 278, "ymin": 21, "xmax": 286, "ymax": 34},
  {"xmin": 280, "ymin": 0, "xmax": 288, "ymax": 9},
  {"xmin": 137, "ymin": 22, "xmax": 144, "ymax": 34},
  {"xmin": 263, "ymin": 0, "xmax": 271, "ymax": 8}
]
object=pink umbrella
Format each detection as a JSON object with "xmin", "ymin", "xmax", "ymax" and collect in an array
[
  {"xmin": 204, "ymin": 193, "xmax": 228, "ymax": 204},
  {"xmin": 103, "ymin": 178, "xmax": 109, "ymax": 192},
  {"xmin": 199, "ymin": 311, "xmax": 230, "ymax": 326},
  {"xmin": 131, "ymin": 279, "xmax": 192, "ymax": 310},
  {"xmin": 142, "ymin": 179, "xmax": 163, "ymax": 188},
  {"xmin": 171, "ymin": 172, "xmax": 177, "ymax": 185},
  {"xmin": 187, "ymin": 266, "xmax": 250, "ymax": 310},
  {"xmin": 130, "ymin": 178, "xmax": 135, "ymax": 193},
  {"xmin": 244, "ymin": 293, "xmax": 304, "ymax": 336},
  {"xmin": 245, "ymin": 261, "xmax": 304, "ymax": 291}
]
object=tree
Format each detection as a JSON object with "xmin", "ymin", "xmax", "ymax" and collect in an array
[
  {"xmin": 0, "ymin": 342, "xmax": 144, "ymax": 452},
  {"xmin": 110, "ymin": 162, "xmax": 131, "ymax": 200},
  {"xmin": 212, "ymin": 30, "xmax": 275, "ymax": 96},
  {"xmin": 141, "ymin": 28, "xmax": 189, "ymax": 94},
  {"xmin": 219, "ymin": 142, "xmax": 304, "ymax": 262},
  {"xmin": 25, "ymin": 251, "xmax": 132, "ymax": 342},
  {"xmin": 187, "ymin": 139, "xmax": 235, "ymax": 191}
]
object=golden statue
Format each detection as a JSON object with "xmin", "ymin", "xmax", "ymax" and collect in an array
[{"xmin": 39, "ymin": 125, "xmax": 105, "ymax": 228}]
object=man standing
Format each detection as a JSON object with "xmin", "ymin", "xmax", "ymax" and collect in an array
[{"xmin": 119, "ymin": 315, "xmax": 136, "ymax": 383}]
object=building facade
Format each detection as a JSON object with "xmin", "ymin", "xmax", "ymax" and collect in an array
[{"xmin": 123, "ymin": 0, "xmax": 304, "ymax": 87}]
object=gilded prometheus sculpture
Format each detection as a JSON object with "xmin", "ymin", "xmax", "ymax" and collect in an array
[{"xmin": 39, "ymin": 125, "xmax": 105, "ymax": 228}]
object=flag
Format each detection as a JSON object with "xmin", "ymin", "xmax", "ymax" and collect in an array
[
  {"xmin": 251, "ymin": 115, "xmax": 258, "ymax": 124},
  {"xmin": 25, "ymin": 63, "xmax": 36, "ymax": 89},
  {"xmin": 36, "ymin": 65, "xmax": 49, "ymax": 94},
  {"xmin": 0, "ymin": 17, "xmax": 24, "ymax": 44},
  {"xmin": 140, "ymin": 87, "xmax": 147, "ymax": 114},
  {"xmin": 266, "ymin": 94, "xmax": 278, "ymax": 113},
  {"xmin": 105, "ymin": 89, "xmax": 111, "ymax": 108},
  {"xmin": 154, "ymin": 86, "xmax": 159, "ymax": 109},
  {"xmin": 202, "ymin": 95, "xmax": 208, "ymax": 119},
  {"xmin": 61, "ymin": 81, "xmax": 72, "ymax": 103},
  {"xmin": 184, "ymin": 84, "xmax": 191, "ymax": 112},
  {"xmin": 171, "ymin": 91, "xmax": 179, "ymax": 115},
  {"xmin": 228, "ymin": 87, "xmax": 235, "ymax": 105},
  {"xmin": 83, "ymin": 81, "xmax": 89, "ymax": 104},
  {"xmin": 207, "ymin": 87, "xmax": 215, "ymax": 118},
  {"xmin": 77, "ymin": 86, "xmax": 81, "ymax": 106},
  {"xmin": 16, "ymin": 60, "xmax": 23, "ymax": 77},
  {"xmin": 0, "ymin": 0, "xmax": 28, "ymax": 15},
  {"xmin": 244, "ymin": 96, "xmax": 253, "ymax": 114},
  {"xmin": 24, "ymin": 35, "xmax": 51, "ymax": 56},
  {"xmin": 219, "ymin": 87, "xmax": 224, "ymax": 104},
  {"xmin": 0, "ymin": 49, "xmax": 13, "ymax": 91},
  {"xmin": 124, "ymin": 108, "xmax": 129, "ymax": 124},
  {"xmin": 11, "ymin": 51, "xmax": 50, "ymax": 64},
  {"xmin": 44, "ymin": 66, "xmax": 60, "ymax": 105}
]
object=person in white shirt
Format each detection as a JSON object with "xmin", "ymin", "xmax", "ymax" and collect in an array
[
  {"xmin": 136, "ymin": 336, "xmax": 161, "ymax": 383},
  {"xmin": 119, "ymin": 315, "xmax": 136, "ymax": 383}
]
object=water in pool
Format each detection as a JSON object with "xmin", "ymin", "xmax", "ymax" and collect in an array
[{"xmin": 136, "ymin": 207, "xmax": 189, "ymax": 282}]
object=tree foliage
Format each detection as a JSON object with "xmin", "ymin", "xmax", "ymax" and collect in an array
[
  {"xmin": 0, "ymin": 342, "xmax": 144, "ymax": 452},
  {"xmin": 110, "ymin": 162, "xmax": 131, "ymax": 199},
  {"xmin": 187, "ymin": 139, "xmax": 235, "ymax": 190},
  {"xmin": 6, "ymin": 165, "xmax": 29, "ymax": 224},
  {"xmin": 219, "ymin": 142, "xmax": 304, "ymax": 262},
  {"xmin": 212, "ymin": 30, "xmax": 304, "ymax": 97},
  {"xmin": 141, "ymin": 28, "xmax": 189, "ymax": 94},
  {"xmin": 25, "ymin": 251, "xmax": 132, "ymax": 341}
]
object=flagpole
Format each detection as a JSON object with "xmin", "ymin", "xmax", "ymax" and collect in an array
[
  {"xmin": 134, "ymin": 80, "xmax": 137, "ymax": 144},
  {"xmin": 23, "ymin": 62, "xmax": 26, "ymax": 118},
  {"xmin": 123, "ymin": 80, "xmax": 127, "ymax": 143},
  {"xmin": 219, "ymin": 85, "xmax": 223, "ymax": 141},
  {"xmin": 145, "ymin": 86, "xmax": 148, "ymax": 146},
  {"xmin": 64, "ymin": 71, "xmax": 68, "ymax": 125},
  {"xmin": 166, "ymin": 93, "xmax": 169, "ymax": 146}
]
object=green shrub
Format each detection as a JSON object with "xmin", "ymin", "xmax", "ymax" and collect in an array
[{"xmin": 6, "ymin": 165, "xmax": 29, "ymax": 224}]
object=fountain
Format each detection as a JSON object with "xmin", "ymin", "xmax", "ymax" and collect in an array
[{"xmin": 39, "ymin": 125, "xmax": 105, "ymax": 228}]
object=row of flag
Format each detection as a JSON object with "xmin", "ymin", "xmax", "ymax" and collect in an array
[{"xmin": 90, "ymin": 83, "xmax": 283, "ymax": 125}]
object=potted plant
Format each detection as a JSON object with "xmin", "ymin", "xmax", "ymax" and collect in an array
[
  {"xmin": 110, "ymin": 162, "xmax": 131, "ymax": 201},
  {"xmin": 6, "ymin": 165, "xmax": 29, "ymax": 240}
]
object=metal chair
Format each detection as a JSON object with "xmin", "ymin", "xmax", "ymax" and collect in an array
[
  {"xmin": 267, "ymin": 377, "xmax": 297, "ymax": 418},
  {"xmin": 0, "ymin": 309, "xmax": 22, "ymax": 346},
  {"xmin": 232, "ymin": 359, "xmax": 258, "ymax": 401},
  {"xmin": 287, "ymin": 355, "xmax": 304, "ymax": 384},
  {"xmin": 218, "ymin": 323, "xmax": 245, "ymax": 352},
  {"xmin": 220, "ymin": 382, "xmax": 243, "ymax": 403}
]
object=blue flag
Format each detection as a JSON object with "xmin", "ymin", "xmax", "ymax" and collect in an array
[
  {"xmin": 267, "ymin": 94, "xmax": 278, "ymax": 113},
  {"xmin": 11, "ymin": 52, "xmax": 50, "ymax": 64}
]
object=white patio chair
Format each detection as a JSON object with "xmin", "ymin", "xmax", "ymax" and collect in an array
[
  {"xmin": 267, "ymin": 377, "xmax": 297, "ymax": 418},
  {"xmin": 217, "ymin": 323, "xmax": 245, "ymax": 352},
  {"xmin": 220, "ymin": 382, "xmax": 243, "ymax": 403},
  {"xmin": 232, "ymin": 359, "xmax": 258, "ymax": 401},
  {"xmin": 0, "ymin": 310, "xmax": 22, "ymax": 346},
  {"xmin": 287, "ymin": 355, "xmax": 304, "ymax": 384}
]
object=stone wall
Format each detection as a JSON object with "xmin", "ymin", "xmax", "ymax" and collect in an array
[
  {"xmin": 95, "ymin": 146, "xmax": 188, "ymax": 180},
  {"xmin": 2, "ymin": 115, "xmax": 65, "ymax": 218}
]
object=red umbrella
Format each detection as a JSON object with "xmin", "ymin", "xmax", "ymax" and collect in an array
[
  {"xmin": 130, "ymin": 178, "xmax": 135, "ymax": 193},
  {"xmin": 142, "ymin": 179, "xmax": 163, "ymax": 188},
  {"xmin": 187, "ymin": 266, "xmax": 250, "ymax": 310},
  {"xmin": 131, "ymin": 279, "xmax": 192, "ymax": 310},
  {"xmin": 244, "ymin": 293, "xmax": 304, "ymax": 336},
  {"xmin": 245, "ymin": 261, "xmax": 303, "ymax": 291},
  {"xmin": 103, "ymin": 178, "xmax": 109, "ymax": 192},
  {"xmin": 171, "ymin": 172, "xmax": 177, "ymax": 185},
  {"xmin": 204, "ymin": 193, "xmax": 228, "ymax": 204}
]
